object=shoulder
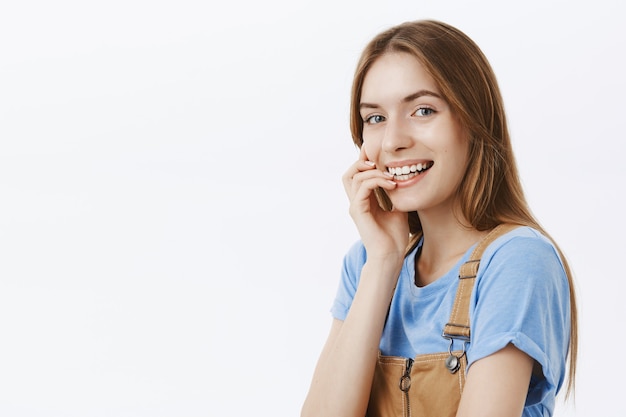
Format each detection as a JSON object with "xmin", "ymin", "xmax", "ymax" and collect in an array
[
  {"xmin": 480, "ymin": 226, "xmax": 565, "ymax": 278},
  {"xmin": 339, "ymin": 240, "xmax": 368, "ymax": 286},
  {"xmin": 331, "ymin": 241, "xmax": 369, "ymax": 319},
  {"xmin": 474, "ymin": 226, "xmax": 569, "ymax": 306},
  {"xmin": 342, "ymin": 240, "xmax": 368, "ymax": 270},
  {"xmin": 485, "ymin": 226, "xmax": 558, "ymax": 257},
  {"xmin": 467, "ymin": 226, "xmax": 571, "ymax": 400}
]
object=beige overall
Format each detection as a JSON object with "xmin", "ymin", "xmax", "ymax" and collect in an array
[{"xmin": 367, "ymin": 224, "xmax": 517, "ymax": 417}]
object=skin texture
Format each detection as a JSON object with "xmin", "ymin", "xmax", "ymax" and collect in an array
[
  {"xmin": 359, "ymin": 52, "xmax": 469, "ymax": 218},
  {"xmin": 301, "ymin": 52, "xmax": 534, "ymax": 417}
]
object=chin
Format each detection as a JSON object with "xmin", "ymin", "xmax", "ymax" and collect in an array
[{"xmin": 388, "ymin": 198, "xmax": 422, "ymax": 213}]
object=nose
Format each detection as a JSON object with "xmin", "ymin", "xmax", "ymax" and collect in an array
[{"xmin": 381, "ymin": 117, "xmax": 413, "ymax": 153}]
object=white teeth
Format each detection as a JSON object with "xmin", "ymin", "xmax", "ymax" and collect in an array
[{"xmin": 387, "ymin": 162, "xmax": 433, "ymax": 179}]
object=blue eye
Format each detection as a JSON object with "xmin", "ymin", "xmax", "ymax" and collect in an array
[
  {"xmin": 414, "ymin": 107, "xmax": 435, "ymax": 117},
  {"xmin": 365, "ymin": 114, "xmax": 385, "ymax": 124}
]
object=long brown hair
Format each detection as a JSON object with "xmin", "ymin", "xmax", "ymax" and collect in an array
[{"xmin": 349, "ymin": 19, "xmax": 577, "ymax": 397}]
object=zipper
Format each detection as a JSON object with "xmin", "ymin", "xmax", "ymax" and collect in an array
[{"xmin": 399, "ymin": 357, "xmax": 413, "ymax": 417}]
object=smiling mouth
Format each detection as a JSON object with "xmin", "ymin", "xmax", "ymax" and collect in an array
[{"xmin": 387, "ymin": 162, "xmax": 434, "ymax": 180}]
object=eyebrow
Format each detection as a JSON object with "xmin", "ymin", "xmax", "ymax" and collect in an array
[{"xmin": 359, "ymin": 89, "xmax": 442, "ymax": 110}]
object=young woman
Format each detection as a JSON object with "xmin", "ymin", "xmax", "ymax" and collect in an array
[{"xmin": 301, "ymin": 20, "xmax": 576, "ymax": 417}]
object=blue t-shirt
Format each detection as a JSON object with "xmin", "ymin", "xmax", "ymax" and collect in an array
[{"xmin": 331, "ymin": 226, "xmax": 570, "ymax": 416}]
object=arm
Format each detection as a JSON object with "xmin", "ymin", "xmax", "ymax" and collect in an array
[
  {"xmin": 459, "ymin": 232, "xmax": 571, "ymax": 416},
  {"xmin": 301, "ymin": 149, "xmax": 408, "ymax": 417},
  {"xmin": 456, "ymin": 344, "xmax": 534, "ymax": 417},
  {"xmin": 301, "ymin": 256, "xmax": 402, "ymax": 417}
]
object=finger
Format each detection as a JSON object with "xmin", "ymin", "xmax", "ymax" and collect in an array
[
  {"xmin": 342, "ymin": 159, "xmax": 378, "ymax": 193},
  {"xmin": 350, "ymin": 180, "xmax": 396, "ymax": 219},
  {"xmin": 351, "ymin": 176, "xmax": 396, "ymax": 207},
  {"xmin": 348, "ymin": 167, "xmax": 393, "ymax": 197}
]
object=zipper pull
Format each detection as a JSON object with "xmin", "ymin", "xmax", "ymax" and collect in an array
[{"xmin": 399, "ymin": 358, "xmax": 413, "ymax": 392}]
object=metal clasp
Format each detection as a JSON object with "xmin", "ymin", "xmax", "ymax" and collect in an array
[{"xmin": 444, "ymin": 337, "xmax": 467, "ymax": 374}]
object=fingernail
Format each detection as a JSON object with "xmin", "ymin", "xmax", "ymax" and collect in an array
[
  {"xmin": 383, "ymin": 171, "xmax": 394, "ymax": 177},
  {"xmin": 364, "ymin": 160, "xmax": 375, "ymax": 166}
]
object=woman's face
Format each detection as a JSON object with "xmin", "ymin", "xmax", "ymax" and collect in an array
[{"xmin": 359, "ymin": 52, "xmax": 469, "ymax": 215}]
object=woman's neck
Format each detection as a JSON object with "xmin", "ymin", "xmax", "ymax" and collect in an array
[{"xmin": 415, "ymin": 212, "xmax": 488, "ymax": 287}]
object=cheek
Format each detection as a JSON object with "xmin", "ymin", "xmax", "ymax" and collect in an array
[{"xmin": 361, "ymin": 138, "xmax": 380, "ymax": 161}]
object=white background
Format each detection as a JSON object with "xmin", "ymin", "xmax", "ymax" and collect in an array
[{"xmin": 1, "ymin": 0, "xmax": 624, "ymax": 415}]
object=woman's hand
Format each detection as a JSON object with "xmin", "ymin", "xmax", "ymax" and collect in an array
[
  {"xmin": 342, "ymin": 146, "xmax": 409, "ymax": 260},
  {"xmin": 302, "ymin": 147, "xmax": 410, "ymax": 417}
]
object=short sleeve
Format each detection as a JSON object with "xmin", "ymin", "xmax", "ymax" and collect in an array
[
  {"xmin": 330, "ymin": 240, "xmax": 367, "ymax": 321},
  {"xmin": 466, "ymin": 230, "xmax": 571, "ymax": 406}
]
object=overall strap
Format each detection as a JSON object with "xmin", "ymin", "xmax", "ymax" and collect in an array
[{"xmin": 442, "ymin": 223, "xmax": 519, "ymax": 341}]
